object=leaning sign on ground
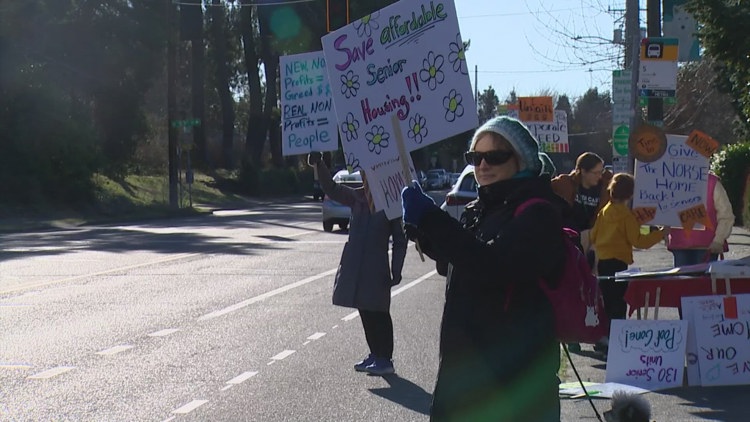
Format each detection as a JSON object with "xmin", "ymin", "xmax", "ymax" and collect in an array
[
  {"xmin": 632, "ymin": 133, "xmax": 710, "ymax": 228},
  {"xmin": 605, "ymin": 319, "xmax": 688, "ymax": 391},
  {"xmin": 321, "ymin": 0, "xmax": 477, "ymax": 218},
  {"xmin": 685, "ymin": 294, "xmax": 750, "ymax": 387},
  {"xmin": 280, "ymin": 51, "xmax": 339, "ymax": 156}
]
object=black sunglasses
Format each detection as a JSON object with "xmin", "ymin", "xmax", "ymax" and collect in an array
[{"xmin": 464, "ymin": 150, "xmax": 515, "ymax": 166}]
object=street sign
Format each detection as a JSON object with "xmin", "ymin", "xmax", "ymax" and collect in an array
[
  {"xmin": 171, "ymin": 118, "xmax": 201, "ymax": 128},
  {"xmin": 638, "ymin": 38, "xmax": 678, "ymax": 99},
  {"xmin": 613, "ymin": 125, "xmax": 629, "ymax": 156}
]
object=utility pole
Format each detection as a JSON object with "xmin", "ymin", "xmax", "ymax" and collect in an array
[
  {"xmin": 167, "ymin": 0, "xmax": 178, "ymax": 209},
  {"xmin": 625, "ymin": 0, "xmax": 640, "ymax": 173},
  {"xmin": 646, "ymin": 0, "xmax": 663, "ymax": 126}
]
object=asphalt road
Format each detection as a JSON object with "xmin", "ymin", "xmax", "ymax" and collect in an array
[{"xmin": 2, "ymin": 196, "xmax": 750, "ymax": 421}]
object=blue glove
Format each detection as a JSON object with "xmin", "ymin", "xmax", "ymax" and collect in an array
[{"xmin": 401, "ymin": 180, "xmax": 436, "ymax": 226}]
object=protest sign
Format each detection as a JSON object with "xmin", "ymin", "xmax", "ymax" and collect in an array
[
  {"xmin": 605, "ymin": 319, "xmax": 688, "ymax": 391},
  {"xmin": 280, "ymin": 51, "xmax": 338, "ymax": 156},
  {"xmin": 321, "ymin": 0, "xmax": 477, "ymax": 218},
  {"xmin": 690, "ymin": 294, "xmax": 750, "ymax": 387},
  {"xmin": 632, "ymin": 134, "xmax": 710, "ymax": 228},
  {"xmin": 507, "ymin": 109, "xmax": 569, "ymax": 153}
]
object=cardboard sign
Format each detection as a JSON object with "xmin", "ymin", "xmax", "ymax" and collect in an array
[
  {"xmin": 630, "ymin": 124, "xmax": 667, "ymax": 162},
  {"xmin": 506, "ymin": 109, "xmax": 569, "ymax": 153},
  {"xmin": 321, "ymin": 0, "xmax": 477, "ymax": 218},
  {"xmin": 605, "ymin": 319, "xmax": 688, "ymax": 391},
  {"xmin": 280, "ymin": 51, "xmax": 339, "ymax": 156},
  {"xmin": 688, "ymin": 294, "xmax": 750, "ymax": 387},
  {"xmin": 685, "ymin": 129, "xmax": 720, "ymax": 158},
  {"xmin": 633, "ymin": 134, "xmax": 709, "ymax": 227},
  {"xmin": 518, "ymin": 96, "xmax": 554, "ymax": 122},
  {"xmin": 632, "ymin": 207, "xmax": 657, "ymax": 224}
]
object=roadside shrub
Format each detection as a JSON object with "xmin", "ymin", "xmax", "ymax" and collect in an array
[{"xmin": 711, "ymin": 141, "xmax": 750, "ymax": 226}]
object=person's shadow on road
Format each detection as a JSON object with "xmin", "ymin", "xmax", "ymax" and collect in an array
[{"xmin": 369, "ymin": 374, "xmax": 432, "ymax": 415}]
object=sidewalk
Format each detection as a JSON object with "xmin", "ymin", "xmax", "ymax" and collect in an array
[{"xmin": 561, "ymin": 226, "xmax": 750, "ymax": 421}]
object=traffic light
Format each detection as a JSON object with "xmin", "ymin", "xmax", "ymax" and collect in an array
[{"xmin": 326, "ymin": 0, "xmax": 349, "ymax": 32}]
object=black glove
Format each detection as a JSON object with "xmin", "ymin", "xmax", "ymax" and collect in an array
[
  {"xmin": 391, "ymin": 274, "xmax": 402, "ymax": 286},
  {"xmin": 307, "ymin": 152, "xmax": 323, "ymax": 167}
]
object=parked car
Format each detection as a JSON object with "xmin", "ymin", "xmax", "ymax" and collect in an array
[
  {"xmin": 425, "ymin": 168, "xmax": 450, "ymax": 190},
  {"xmin": 321, "ymin": 169, "xmax": 362, "ymax": 232},
  {"xmin": 417, "ymin": 170, "xmax": 428, "ymax": 189},
  {"xmin": 449, "ymin": 172, "xmax": 460, "ymax": 187},
  {"xmin": 440, "ymin": 165, "xmax": 477, "ymax": 221}
]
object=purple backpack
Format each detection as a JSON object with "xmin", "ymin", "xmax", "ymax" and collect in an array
[{"xmin": 515, "ymin": 199, "xmax": 609, "ymax": 344}]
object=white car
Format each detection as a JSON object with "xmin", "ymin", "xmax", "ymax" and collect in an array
[
  {"xmin": 440, "ymin": 165, "xmax": 477, "ymax": 221},
  {"xmin": 321, "ymin": 169, "xmax": 362, "ymax": 232}
]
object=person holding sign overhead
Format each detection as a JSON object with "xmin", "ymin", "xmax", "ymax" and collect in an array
[
  {"xmin": 307, "ymin": 152, "xmax": 407, "ymax": 376},
  {"xmin": 589, "ymin": 173, "xmax": 668, "ymax": 355},
  {"xmin": 666, "ymin": 172, "xmax": 734, "ymax": 266},
  {"xmin": 401, "ymin": 116, "xmax": 566, "ymax": 421}
]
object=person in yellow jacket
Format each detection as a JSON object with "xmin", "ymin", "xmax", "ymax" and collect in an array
[{"xmin": 590, "ymin": 173, "xmax": 668, "ymax": 354}]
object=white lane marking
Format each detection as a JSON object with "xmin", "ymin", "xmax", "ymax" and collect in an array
[
  {"xmin": 148, "ymin": 328, "xmax": 181, "ymax": 337},
  {"xmin": 95, "ymin": 345, "xmax": 134, "ymax": 356},
  {"xmin": 0, "ymin": 252, "xmax": 200, "ymax": 295},
  {"xmin": 226, "ymin": 371, "xmax": 258, "ymax": 385},
  {"xmin": 392, "ymin": 270, "xmax": 436, "ymax": 296},
  {"xmin": 342, "ymin": 311, "xmax": 359, "ymax": 321},
  {"xmin": 171, "ymin": 399, "xmax": 208, "ymax": 414},
  {"xmin": 270, "ymin": 350, "xmax": 295, "ymax": 361},
  {"xmin": 307, "ymin": 332, "xmax": 326, "ymax": 341},
  {"xmin": 197, "ymin": 269, "xmax": 338, "ymax": 321},
  {"xmin": 340, "ymin": 270, "xmax": 436, "ymax": 322},
  {"xmin": 27, "ymin": 366, "xmax": 75, "ymax": 379},
  {"xmin": 0, "ymin": 363, "xmax": 32, "ymax": 369}
]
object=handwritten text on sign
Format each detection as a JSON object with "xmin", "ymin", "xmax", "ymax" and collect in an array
[
  {"xmin": 321, "ymin": 0, "xmax": 477, "ymax": 218},
  {"xmin": 692, "ymin": 294, "xmax": 750, "ymax": 387},
  {"xmin": 605, "ymin": 319, "xmax": 688, "ymax": 391},
  {"xmin": 507, "ymin": 109, "xmax": 569, "ymax": 153},
  {"xmin": 633, "ymin": 134, "xmax": 709, "ymax": 227},
  {"xmin": 280, "ymin": 51, "xmax": 338, "ymax": 156}
]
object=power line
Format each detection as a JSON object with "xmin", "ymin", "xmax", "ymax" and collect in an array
[{"xmin": 458, "ymin": 8, "xmax": 584, "ymax": 19}]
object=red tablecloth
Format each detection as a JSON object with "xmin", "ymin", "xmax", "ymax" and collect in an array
[{"xmin": 623, "ymin": 275, "xmax": 750, "ymax": 315}]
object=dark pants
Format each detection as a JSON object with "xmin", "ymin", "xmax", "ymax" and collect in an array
[
  {"xmin": 672, "ymin": 249, "xmax": 718, "ymax": 267},
  {"xmin": 359, "ymin": 309, "xmax": 393, "ymax": 359},
  {"xmin": 598, "ymin": 259, "xmax": 629, "ymax": 324}
]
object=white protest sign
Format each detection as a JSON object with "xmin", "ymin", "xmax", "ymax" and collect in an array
[
  {"xmin": 605, "ymin": 319, "xmax": 688, "ymax": 391},
  {"xmin": 507, "ymin": 109, "xmax": 569, "ymax": 153},
  {"xmin": 691, "ymin": 294, "xmax": 750, "ymax": 386},
  {"xmin": 280, "ymin": 51, "xmax": 338, "ymax": 156},
  {"xmin": 681, "ymin": 296, "xmax": 705, "ymax": 386},
  {"xmin": 633, "ymin": 134, "xmax": 709, "ymax": 227},
  {"xmin": 321, "ymin": 0, "xmax": 477, "ymax": 218}
]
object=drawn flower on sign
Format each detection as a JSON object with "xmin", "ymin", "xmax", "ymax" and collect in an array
[
  {"xmin": 345, "ymin": 152, "xmax": 361, "ymax": 172},
  {"xmin": 448, "ymin": 33, "xmax": 468, "ymax": 75},
  {"xmin": 443, "ymin": 89, "xmax": 464, "ymax": 122},
  {"xmin": 340, "ymin": 112, "xmax": 360, "ymax": 142},
  {"xmin": 365, "ymin": 125, "xmax": 390, "ymax": 155},
  {"xmin": 407, "ymin": 114, "xmax": 428, "ymax": 144},
  {"xmin": 419, "ymin": 51, "xmax": 445, "ymax": 91},
  {"xmin": 353, "ymin": 12, "xmax": 380, "ymax": 38},
  {"xmin": 340, "ymin": 70, "xmax": 360, "ymax": 98}
]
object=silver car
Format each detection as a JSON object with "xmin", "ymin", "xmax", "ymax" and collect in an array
[
  {"xmin": 440, "ymin": 165, "xmax": 477, "ymax": 221},
  {"xmin": 321, "ymin": 169, "xmax": 362, "ymax": 232}
]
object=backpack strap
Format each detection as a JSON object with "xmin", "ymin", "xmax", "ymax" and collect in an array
[{"xmin": 513, "ymin": 198, "xmax": 549, "ymax": 217}]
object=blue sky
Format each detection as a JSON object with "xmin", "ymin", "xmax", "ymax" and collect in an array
[{"xmin": 454, "ymin": 0, "xmax": 626, "ymax": 103}]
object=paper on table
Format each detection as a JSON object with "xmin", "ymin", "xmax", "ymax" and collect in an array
[
  {"xmin": 559, "ymin": 382, "xmax": 650, "ymax": 399},
  {"xmin": 708, "ymin": 255, "xmax": 750, "ymax": 277}
]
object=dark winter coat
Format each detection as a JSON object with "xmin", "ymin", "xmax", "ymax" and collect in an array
[
  {"xmin": 317, "ymin": 163, "xmax": 407, "ymax": 312},
  {"xmin": 411, "ymin": 176, "xmax": 566, "ymax": 422}
]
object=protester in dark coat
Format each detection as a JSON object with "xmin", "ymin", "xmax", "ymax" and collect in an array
[
  {"xmin": 309, "ymin": 153, "xmax": 407, "ymax": 376},
  {"xmin": 402, "ymin": 116, "xmax": 566, "ymax": 422}
]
